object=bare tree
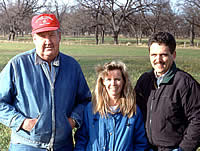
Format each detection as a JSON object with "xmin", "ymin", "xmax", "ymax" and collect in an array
[
  {"xmin": 141, "ymin": 0, "xmax": 177, "ymax": 34},
  {"xmin": 124, "ymin": 13, "xmax": 146, "ymax": 45},
  {"xmin": 75, "ymin": 0, "xmax": 106, "ymax": 44},
  {"xmin": 44, "ymin": 0, "xmax": 70, "ymax": 26},
  {"xmin": 77, "ymin": 0, "xmax": 153, "ymax": 44},
  {"xmin": 0, "ymin": 0, "xmax": 46, "ymax": 40},
  {"xmin": 61, "ymin": 5, "xmax": 94, "ymax": 37},
  {"xmin": 180, "ymin": 0, "xmax": 200, "ymax": 46}
]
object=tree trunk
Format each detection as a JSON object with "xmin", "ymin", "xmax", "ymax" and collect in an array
[
  {"xmin": 21, "ymin": 31, "xmax": 24, "ymax": 37},
  {"xmin": 190, "ymin": 23, "xmax": 195, "ymax": 46},
  {"xmin": 139, "ymin": 30, "xmax": 142, "ymax": 44},
  {"xmin": 3, "ymin": 30, "xmax": 6, "ymax": 37},
  {"xmin": 81, "ymin": 28, "xmax": 85, "ymax": 36},
  {"xmin": 8, "ymin": 31, "xmax": 15, "ymax": 41},
  {"xmin": 8, "ymin": 33, "xmax": 11, "ymax": 40},
  {"xmin": 101, "ymin": 26, "xmax": 105, "ymax": 44},
  {"xmin": 95, "ymin": 25, "xmax": 99, "ymax": 45},
  {"xmin": 136, "ymin": 33, "xmax": 139, "ymax": 45},
  {"xmin": 12, "ymin": 32, "xmax": 15, "ymax": 41},
  {"xmin": 113, "ymin": 31, "xmax": 119, "ymax": 44}
]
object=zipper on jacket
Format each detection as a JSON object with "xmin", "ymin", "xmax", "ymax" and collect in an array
[
  {"xmin": 148, "ymin": 90, "xmax": 155, "ymax": 145},
  {"xmin": 48, "ymin": 84, "xmax": 55, "ymax": 150},
  {"xmin": 41, "ymin": 63, "xmax": 56, "ymax": 150}
]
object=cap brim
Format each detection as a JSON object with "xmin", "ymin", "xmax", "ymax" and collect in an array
[{"xmin": 32, "ymin": 27, "xmax": 59, "ymax": 34}]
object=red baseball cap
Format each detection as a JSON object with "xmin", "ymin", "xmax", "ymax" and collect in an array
[{"xmin": 31, "ymin": 14, "xmax": 60, "ymax": 34}]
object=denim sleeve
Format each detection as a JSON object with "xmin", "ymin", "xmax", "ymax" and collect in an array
[
  {"xmin": 74, "ymin": 104, "xmax": 90, "ymax": 151},
  {"xmin": 133, "ymin": 105, "xmax": 150, "ymax": 151},
  {"xmin": 0, "ymin": 61, "xmax": 26, "ymax": 131},
  {"xmin": 70, "ymin": 67, "xmax": 91, "ymax": 128}
]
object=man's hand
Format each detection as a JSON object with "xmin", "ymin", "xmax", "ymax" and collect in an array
[
  {"xmin": 21, "ymin": 118, "xmax": 38, "ymax": 132},
  {"xmin": 68, "ymin": 117, "xmax": 76, "ymax": 129}
]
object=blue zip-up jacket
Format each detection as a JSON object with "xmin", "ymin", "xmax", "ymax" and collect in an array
[
  {"xmin": 74, "ymin": 102, "xmax": 149, "ymax": 151},
  {"xmin": 0, "ymin": 49, "xmax": 91, "ymax": 150}
]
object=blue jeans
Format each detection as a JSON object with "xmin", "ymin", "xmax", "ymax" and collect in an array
[
  {"xmin": 9, "ymin": 144, "xmax": 46, "ymax": 151},
  {"xmin": 9, "ymin": 143, "xmax": 73, "ymax": 151}
]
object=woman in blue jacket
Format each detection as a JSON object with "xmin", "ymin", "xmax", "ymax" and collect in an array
[{"xmin": 74, "ymin": 61, "xmax": 150, "ymax": 151}]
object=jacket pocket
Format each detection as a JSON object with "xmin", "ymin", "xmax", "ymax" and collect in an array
[
  {"xmin": 30, "ymin": 113, "xmax": 51, "ymax": 135},
  {"xmin": 64, "ymin": 112, "xmax": 73, "ymax": 131},
  {"xmin": 29, "ymin": 114, "xmax": 40, "ymax": 133},
  {"xmin": 166, "ymin": 101, "xmax": 185, "ymax": 136},
  {"xmin": 54, "ymin": 111, "xmax": 73, "ymax": 143}
]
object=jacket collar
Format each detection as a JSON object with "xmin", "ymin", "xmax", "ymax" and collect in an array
[
  {"xmin": 150, "ymin": 62, "xmax": 177, "ymax": 85},
  {"xmin": 161, "ymin": 62, "xmax": 177, "ymax": 84}
]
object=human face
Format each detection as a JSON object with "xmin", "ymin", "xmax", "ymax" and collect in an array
[
  {"xmin": 103, "ymin": 69, "xmax": 124, "ymax": 104},
  {"xmin": 33, "ymin": 30, "xmax": 61, "ymax": 64},
  {"xmin": 149, "ymin": 43, "xmax": 176, "ymax": 77}
]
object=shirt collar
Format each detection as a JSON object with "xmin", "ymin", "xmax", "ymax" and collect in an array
[
  {"xmin": 155, "ymin": 70, "xmax": 169, "ymax": 87},
  {"xmin": 155, "ymin": 69, "xmax": 169, "ymax": 79},
  {"xmin": 35, "ymin": 53, "xmax": 60, "ymax": 67}
]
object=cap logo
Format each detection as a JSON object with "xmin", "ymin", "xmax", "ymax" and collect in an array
[
  {"xmin": 36, "ymin": 16, "xmax": 53, "ymax": 25},
  {"xmin": 32, "ymin": 14, "xmax": 60, "ymax": 34}
]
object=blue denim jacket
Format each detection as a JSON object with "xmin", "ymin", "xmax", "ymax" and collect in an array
[
  {"xmin": 0, "ymin": 49, "xmax": 91, "ymax": 150},
  {"xmin": 74, "ymin": 102, "xmax": 149, "ymax": 151}
]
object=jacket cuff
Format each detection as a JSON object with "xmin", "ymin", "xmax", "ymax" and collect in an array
[
  {"xmin": 9, "ymin": 114, "xmax": 26, "ymax": 132},
  {"xmin": 70, "ymin": 112, "xmax": 81, "ymax": 129}
]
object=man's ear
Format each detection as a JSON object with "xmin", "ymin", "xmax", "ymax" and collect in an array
[
  {"xmin": 32, "ymin": 34, "xmax": 36, "ymax": 43},
  {"xmin": 173, "ymin": 51, "xmax": 176, "ymax": 60},
  {"xmin": 59, "ymin": 32, "xmax": 61, "ymax": 40}
]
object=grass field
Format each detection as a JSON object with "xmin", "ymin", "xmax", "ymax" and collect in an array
[{"xmin": 0, "ymin": 41, "xmax": 200, "ymax": 150}]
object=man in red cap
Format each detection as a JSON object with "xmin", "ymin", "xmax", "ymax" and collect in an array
[{"xmin": 0, "ymin": 14, "xmax": 91, "ymax": 151}]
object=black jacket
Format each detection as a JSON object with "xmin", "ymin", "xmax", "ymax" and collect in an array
[{"xmin": 135, "ymin": 62, "xmax": 200, "ymax": 151}]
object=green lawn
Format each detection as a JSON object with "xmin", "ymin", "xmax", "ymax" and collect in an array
[{"xmin": 0, "ymin": 42, "xmax": 200, "ymax": 150}]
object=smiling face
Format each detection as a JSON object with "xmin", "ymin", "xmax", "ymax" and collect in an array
[
  {"xmin": 149, "ymin": 42, "xmax": 176, "ymax": 77},
  {"xmin": 103, "ymin": 69, "xmax": 124, "ymax": 104},
  {"xmin": 33, "ymin": 30, "xmax": 61, "ymax": 64}
]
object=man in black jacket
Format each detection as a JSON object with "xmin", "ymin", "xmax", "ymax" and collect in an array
[{"xmin": 135, "ymin": 31, "xmax": 200, "ymax": 151}]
